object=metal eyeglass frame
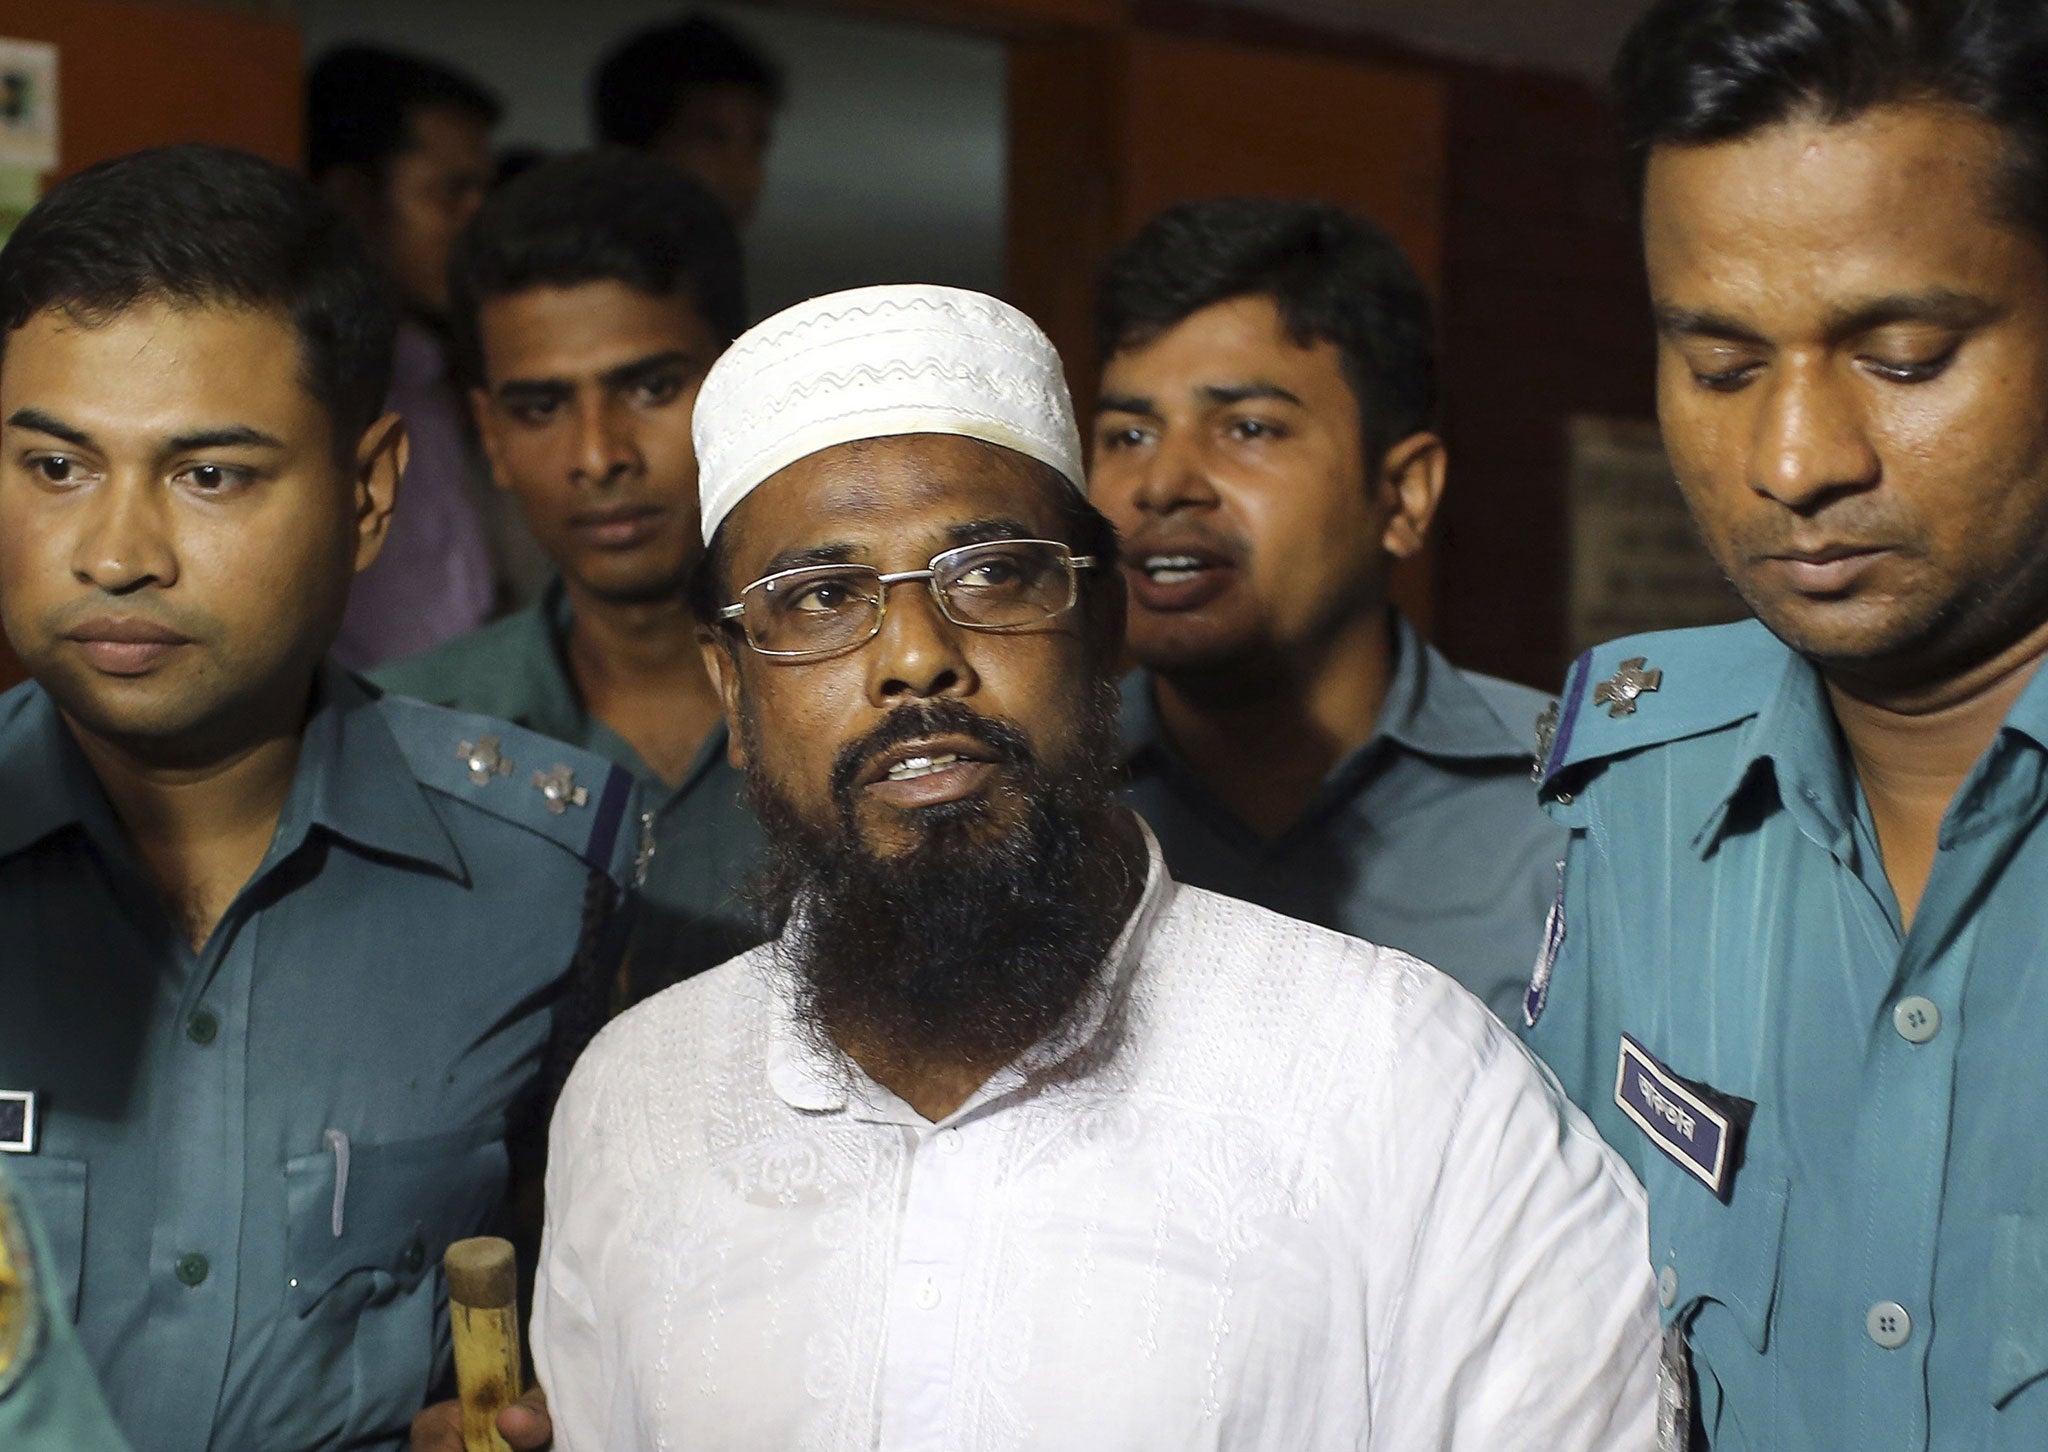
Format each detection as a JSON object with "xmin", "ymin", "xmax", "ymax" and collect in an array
[{"xmin": 719, "ymin": 537, "xmax": 1099, "ymax": 660}]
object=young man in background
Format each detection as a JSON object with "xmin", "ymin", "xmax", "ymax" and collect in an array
[
  {"xmin": 1094, "ymin": 199, "xmax": 1562, "ymax": 1020},
  {"xmin": 373, "ymin": 151, "xmax": 766, "ymax": 1000}
]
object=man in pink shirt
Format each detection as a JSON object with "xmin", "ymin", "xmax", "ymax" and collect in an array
[{"xmin": 310, "ymin": 45, "xmax": 499, "ymax": 668}]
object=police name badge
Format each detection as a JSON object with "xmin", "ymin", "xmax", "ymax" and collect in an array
[
  {"xmin": 1615, "ymin": 1036, "xmax": 1750, "ymax": 1201},
  {"xmin": 0, "ymin": 1093, "xmax": 34, "ymax": 1156}
]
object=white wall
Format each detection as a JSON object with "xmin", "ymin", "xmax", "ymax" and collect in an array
[{"xmin": 298, "ymin": 0, "xmax": 1007, "ymax": 318}]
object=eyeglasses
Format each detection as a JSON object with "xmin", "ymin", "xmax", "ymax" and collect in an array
[{"xmin": 720, "ymin": 538, "xmax": 1098, "ymax": 660}]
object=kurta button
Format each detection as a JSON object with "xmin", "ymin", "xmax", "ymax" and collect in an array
[
  {"xmin": 400, "ymin": 1239, "xmax": 425, "ymax": 1274},
  {"xmin": 1867, "ymin": 1301, "xmax": 1912, "ymax": 1348},
  {"xmin": 1893, "ymin": 997, "xmax": 1941, "ymax": 1044},
  {"xmin": 175, "ymin": 1252, "xmax": 210, "ymax": 1286},
  {"xmin": 186, "ymin": 1010, "xmax": 219, "ymax": 1045},
  {"xmin": 1657, "ymin": 1264, "xmax": 1679, "ymax": 1309},
  {"xmin": 914, "ymin": 1279, "xmax": 941, "ymax": 1310},
  {"xmin": 936, "ymin": 1128, "xmax": 962, "ymax": 1155}
]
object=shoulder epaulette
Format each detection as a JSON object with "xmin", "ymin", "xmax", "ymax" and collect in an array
[
  {"xmin": 373, "ymin": 694, "xmax": 639, "ymax": 886},
  {"xmin": 1539, "ymin": 618, "xmax": 1785, "ymax": 791}
]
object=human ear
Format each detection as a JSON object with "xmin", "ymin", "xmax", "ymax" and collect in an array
[
  {"xmin": 698, "ymin": 629, "xmax": 749, "ymax": 769},
  {"xmin": 1375, "ymin": 431, "xmax": 1447, "ymax": 560},
  {"xmin": 349, "ymin": 412, "xmax": 408, "ymax": 572}
]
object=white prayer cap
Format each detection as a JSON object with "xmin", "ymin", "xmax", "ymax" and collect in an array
[{"xmin": 693, "ymin": 283, "xmax": 1085, "ymax": 543}]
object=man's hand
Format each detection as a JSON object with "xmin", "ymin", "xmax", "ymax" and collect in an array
[{"xmin": 410, "ymin": 1386, "xmax": 552, "ymax": 1450}]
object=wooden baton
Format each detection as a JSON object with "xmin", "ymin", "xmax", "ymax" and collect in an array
[{"xmin": 445, "ymin": 1236, "xmax": 524, "ymax": 1452}]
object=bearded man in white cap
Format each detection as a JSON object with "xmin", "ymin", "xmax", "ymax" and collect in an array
[{"xmin": 524, "ymin": 285, "xmax": 1659, "ymax": 1451}]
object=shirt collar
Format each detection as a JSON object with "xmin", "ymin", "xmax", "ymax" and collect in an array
[
  {"xmin": 1693, "ymin": 649, "xmax": 1861, "ymax": 858},
  {"xmin": 1693, "ymin": 645, "xmax": 2048, "ymax": 857},
  {"xmin": 0, "ymin": 683, "xmax": 101, "ymax": 862},
  {"xmin": 531, "ymin": 576, "xmax": 735, "ymax": 799},
  {"xmin": 494, "ymin": 577, "xmax": 594, "ymax": 748},
  {"xmin": 1121, "ymin": 612, "xmax": 1528, "ymax": 768},
  {"xmin": 1373, "ymin": 613, "xmax": 1536, "ymax": 761},
  {"xmin": 2001, "ymin": 652, "xmax": 2048, "ymax": 753},
  {"xmin": 0, "ymin": 667, "xmax": 465, "ymax": 881},
  {"xmin": 763, "ymin": 814, "xmax": 1174, "ymax": 1121},
  {"xmin": 262, "ymin": 665, "xmax": 467, "ymax": 880}
]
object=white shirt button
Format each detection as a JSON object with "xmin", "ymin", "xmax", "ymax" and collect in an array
[
  {"xmin": 1867, "ymin": 1301, "xmax": 1912, "ymax": 1349},
  {"xmin": 936, "ymin": 1127, "xmax": 962, "ymax": 1155},
  {"xmin": 914, "ymin": 1278, "xmax": 941, "ymax": 1310},
  {"xmin": 1657, "ymin": 1264, "xmax": 1679, "ymax": 1309},
  {"xmin": 1893, "ymin": 997, "xmax": 1941, "ymax": 1044}
]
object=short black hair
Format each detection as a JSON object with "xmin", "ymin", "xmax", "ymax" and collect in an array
[
  {"xmin": 448, "ymin": 148, "xmax": 747, "ymax": 386},
  {"xmin": 307, "ymin": 44, "xmax": 502, "ymax": 178},
  {"xmin": 592, "ymin": 13, "xmax": 785, "ymax": 150},
  {"xmin": 1615, "ymin": 0, "xmax": 2048, "ymax": 250},
  {"xmin": 687, "ymin": 461, "xmax": 1120, "ymax": 633},
  {"xmin": 0, "ymin": 144, "xmax": 396, "ymax": 453},
  {"xmin": 1096, "ymin": 198, "xmax": 1437, "ymax": 456}
]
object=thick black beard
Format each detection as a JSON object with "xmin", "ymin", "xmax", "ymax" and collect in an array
[{"xmin": 743, "ymin": 691, "xmax": 1139, "ymax": 1078}]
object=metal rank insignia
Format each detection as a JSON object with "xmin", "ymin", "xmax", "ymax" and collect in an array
[
  {"xmin": 458, "ymin": 735, "xmax": 513, "ymax": 786},
  {"xmin": 1532, "ymin": 701, "xmax": 1561, "ymax": 781},
  {"xmin": 533, "ymin": 765, "xmax": 589, "ymax": 814},
  {"xmin": 1593, "ymin": 656, "xmax": 1663, "ymax": 718}
]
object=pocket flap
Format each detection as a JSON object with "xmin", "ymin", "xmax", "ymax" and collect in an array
[
  {"xmin": 1992, "ymin": 1213, "xmax": 2048, "ymax": 1408},
  {"xmin": 284, "ymin": 1121, "xmax": 506, "ymax": 1317},
  {"xmin": 1648, "ymin": 1169, "xmax": 1790, "ymax": 1353}
]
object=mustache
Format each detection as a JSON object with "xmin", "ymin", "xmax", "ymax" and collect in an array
[
  {"xmin": 1118, "ymin": 518, "xmax": 1250, "ymax": 565},
  {"xmin": 43, "ymin": 594, "xmax": 215, "ymax": 641},
  {"xmin": 827, "ymin": 701, "xmax": 1035, "ymax": 807}
]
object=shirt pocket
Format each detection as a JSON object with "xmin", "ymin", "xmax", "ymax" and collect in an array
[
  {"xmin": 283, "ymin": 1120, "xmax": 509, "ymax": 1435},
  {"xmin": 5, "ymin": 1155, "xmax": 86, "ymax": 1322},
  {"xmin": 1647, "ymin": 1166, "xmax": 1790, "ymax": 1447},
  {"xmin": 1991, "ymin": 1212, "xmax": 2048, "ymax": 1409}
]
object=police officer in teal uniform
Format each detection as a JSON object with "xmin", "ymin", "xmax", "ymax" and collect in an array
[
  {"xmin": 0, "ymin": 1167, "xmax": 127, "ymax": 1452},
  {"xmin": 0, "ymin": 147, "xmax": 636, "ymax": 1452},
  {"xmin": 1523, "ymin": 2, "xmax": 2048, "ymax": 1447},
  {"xmin": 373, "ymin": 152, "xmax": 765, "ymax": 1002}
]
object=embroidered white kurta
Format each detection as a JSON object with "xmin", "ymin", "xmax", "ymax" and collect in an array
[{"xmin": 536, "ymin": 840, "xmax": 1658, "ymax": 1450}]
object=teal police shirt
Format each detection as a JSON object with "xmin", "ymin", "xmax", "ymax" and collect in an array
[
  {"xmin": 0, "ymin": 668, "xmax": 639, "ymax": 1452},
  {"xmin": 0, "ymin": 1166, "xmax": 127, "ymax": 1452},
  {"xmin": 1523, "ymin": 618, "xmax": 2048, "ymax": 1449},
  {"xmin": 1121, "ymin": 613, "xmax": 1564, "ymax": 1021},
  {"xmin": 371, "ymin": 577, "xmax": 769, "ymax": 1002}
]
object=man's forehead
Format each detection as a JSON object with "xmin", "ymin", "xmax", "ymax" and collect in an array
[
  {"xmin": 2, "ymin": 300, "xmax": 317, "ymax": 447},
  {"xmin": 1644, "ymin": 105, "xmax": 2027, "ymax": 304},
  {"xmin": 1103, "ymin": 298, "xmax": 1342, "ymax": 401},
  {"xmin": 481, "ymin": 284, "xmax": 707, "ymax": 383}
]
